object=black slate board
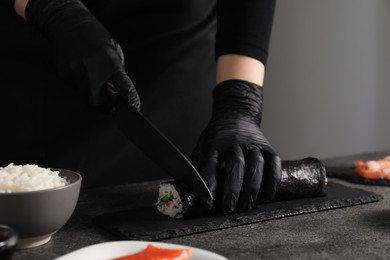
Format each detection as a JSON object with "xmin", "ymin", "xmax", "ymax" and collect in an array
[
  {"xmin": 326, "ymin": 166, "xmax": 390, "ymax": 186},
  {"xmin": 93, "ymin": 182, "xmax": 382, "ymax": 241}
]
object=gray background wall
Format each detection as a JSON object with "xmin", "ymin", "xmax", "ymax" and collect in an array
[{"xmin": 262, "ymin": 0, "xmax": 390, "ymax": 160}]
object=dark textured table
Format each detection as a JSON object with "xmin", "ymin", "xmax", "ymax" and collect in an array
[{"xmin": 12, "ymin": 151, "xmax": 390, "ymax": 260}]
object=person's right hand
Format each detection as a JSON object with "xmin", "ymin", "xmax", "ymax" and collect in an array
[{"xmin": 25, "ymin": 0, "xmax": 140, "ymax": 111}]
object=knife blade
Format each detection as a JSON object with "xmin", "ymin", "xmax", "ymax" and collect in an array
[{"xmin": 115, "ymin": 98, "xmax": 213, "ymax": 201}]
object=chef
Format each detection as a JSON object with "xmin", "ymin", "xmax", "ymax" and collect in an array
[{"xmin": 0, "ymin": 0, "xmax": 281, "ymax": 214}]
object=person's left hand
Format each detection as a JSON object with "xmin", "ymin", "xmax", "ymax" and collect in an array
[{"xmin": 191, "ymin": 79, "xmax": 282, "ymax": 213}]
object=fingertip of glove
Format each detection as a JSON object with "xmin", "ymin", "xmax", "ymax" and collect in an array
[
  {"xmin": 220, "ymin": 207, "xmax": 234, "ymax": 215},
  {"xmin": 220, "ymin": 199, "xmax": 236, "ymax": 215},
  {"xmin": 132, "ymin": 99, "xmax": 141, "ymax": 112},
  {"xmin": 200, "ymin": 197, "xmax": 214, "ymax": 211},
  {"xmin": 257, "ymin": 190, "xmax": 276, "ymax": 204},
  {"xmin": 236, "ymin": 201, "xmax": 255, "ymax": 213}
]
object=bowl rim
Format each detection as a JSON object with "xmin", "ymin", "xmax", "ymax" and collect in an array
[{"xmin": 0, "ymin": 168, "xmax": 82, "ymax": 196}]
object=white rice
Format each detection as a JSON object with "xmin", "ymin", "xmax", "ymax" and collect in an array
[
  {"xmin": 155, "ymin": 183, "xmax": 184, "ymax": 219},
  {"xmin": 0, "ymin": 163, "xmax": 68, "ymax": 193}
]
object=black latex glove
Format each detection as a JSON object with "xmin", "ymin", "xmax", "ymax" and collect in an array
[
  {"xmin": 25, "ymin": 0, "xmax": 140, "ymax": 111},
  {"xmin": 191, "ymin": 79, "xmax": 282, "ymax": 213}
]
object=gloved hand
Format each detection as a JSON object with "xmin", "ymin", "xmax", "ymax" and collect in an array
[
  {"xmin": 191, "ymin": 79, "xmax": 282, "ymax": 213},
  {"xmin": 25, "ymin": 0, "xmax": 140, "ymax": 111}
]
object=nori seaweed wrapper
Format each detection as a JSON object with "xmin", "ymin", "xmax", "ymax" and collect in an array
[{"xmin": 273, "ymin": 157, "xmax": 327, "ymax": 201}]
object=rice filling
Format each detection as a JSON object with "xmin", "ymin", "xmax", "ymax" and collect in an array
[{"xmin": 155, "ymin": 183, "xmax": 184, "ymax": 219}]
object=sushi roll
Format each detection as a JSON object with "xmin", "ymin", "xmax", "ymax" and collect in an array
[
  {"xmin": 272, "ymin": 157, "xmax": 327, "ymax": 201},
  {"xmin": 155, "ymin": 181, "xmax": 199, "ymax": 219},
  {"xmin": 155, "ymin": 157, "xmax": 327, "ymax": 218}
]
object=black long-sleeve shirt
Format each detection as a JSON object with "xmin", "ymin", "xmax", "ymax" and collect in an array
[
  {"xmin": 1, "ymin": 0, "xmax": 276, "ymax": 65},
  {"xmin": 216, "ymin": 0, "xmax": 275, "ymax": 65}
]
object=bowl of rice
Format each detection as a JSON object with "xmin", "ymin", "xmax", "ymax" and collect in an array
[{"xmin": 0, "ymin": 163, "xmax": 82, "ymax": 249}]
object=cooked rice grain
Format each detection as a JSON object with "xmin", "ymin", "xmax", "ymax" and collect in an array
[{"xmin": 0, "ymin": 163, "xmax": 68, "ymax": 193}]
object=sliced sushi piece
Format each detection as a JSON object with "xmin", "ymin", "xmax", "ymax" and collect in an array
[
  {"xmin": 155, "ymin": 182, "xmax": 199, "ymax": 219},
  {"xmin": 355, "ymin": 157, "xmax": 390, "ymax": 180},
  {"xmin": 156, "ymin": 157, "xmax": 328, "ymax": 218}
]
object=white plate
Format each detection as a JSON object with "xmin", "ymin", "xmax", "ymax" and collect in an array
[{"xmin": 55, "ymin": 241, "xmax": 228, "ymax": 260}]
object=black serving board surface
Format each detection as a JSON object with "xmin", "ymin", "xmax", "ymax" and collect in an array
[
  {"xmin": 93, "ymin": 182, "xmax": 382, "ymax": 241},
  {"xmin": 326, "ymin": 166, "xmax": 390, "ymax": 186}
]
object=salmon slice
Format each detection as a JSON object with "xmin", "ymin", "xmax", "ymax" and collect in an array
[{"xmin": 112, "ymin": 244, "xmax": 191, "ymax": 260}]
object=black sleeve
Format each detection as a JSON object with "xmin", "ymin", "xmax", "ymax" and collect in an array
[
  {"xmin": 0, "ymin": 0, "xmax": 14, "ymax": 9},
  {"xmin": 216, "ymin": 0, "xmax": 276, "ymax": 66}
]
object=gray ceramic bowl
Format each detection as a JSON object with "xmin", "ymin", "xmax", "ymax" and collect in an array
[{"xmin": 0, "ymin": 169, "xmax": 81, "ymax": 248}]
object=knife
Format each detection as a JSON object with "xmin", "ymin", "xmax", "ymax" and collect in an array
[{"xmin": 113, "ymin": 95, "xmax": 213, "ymax": 201}]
